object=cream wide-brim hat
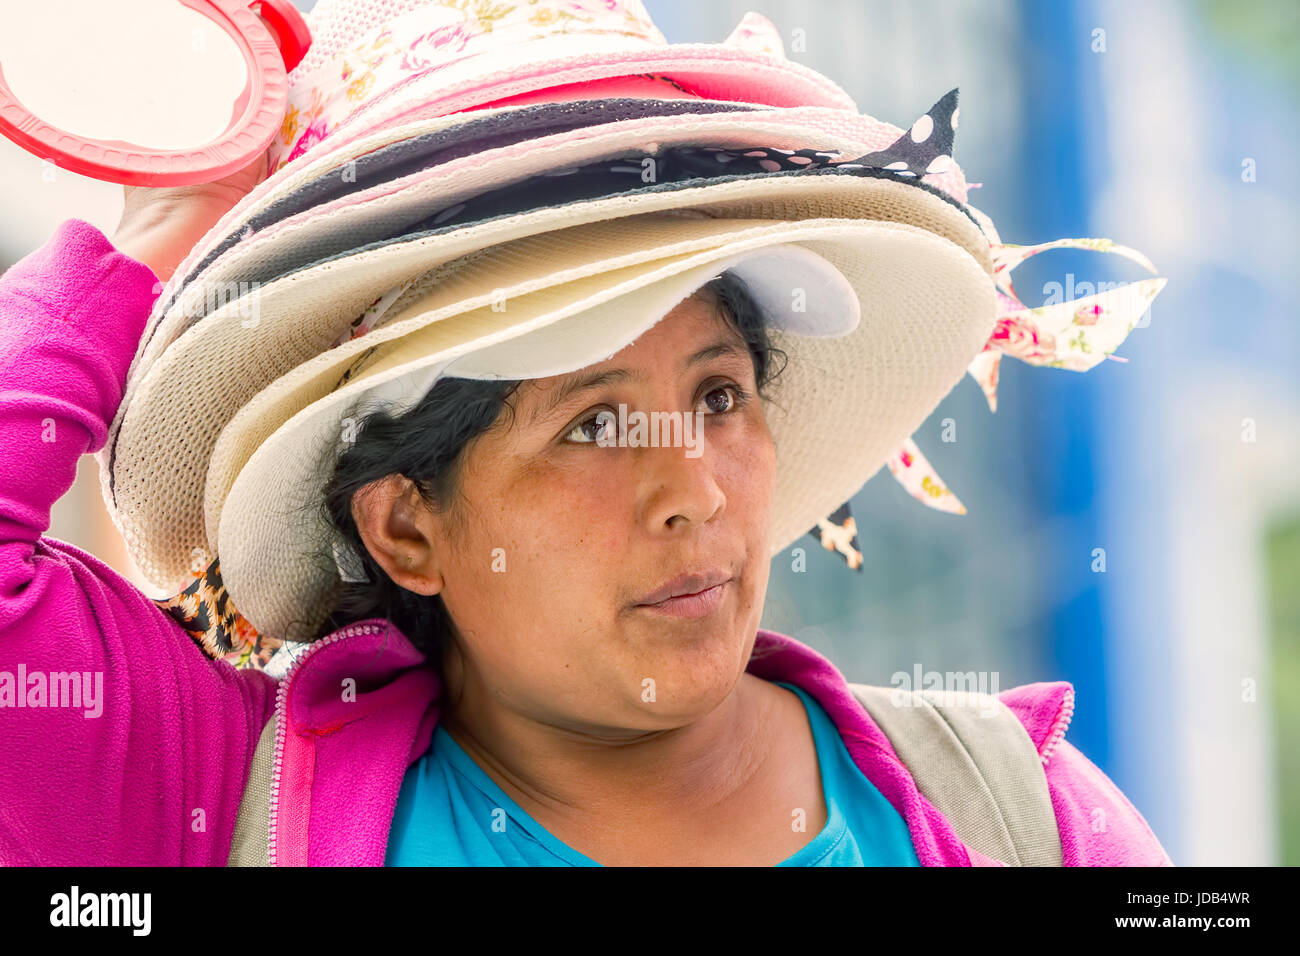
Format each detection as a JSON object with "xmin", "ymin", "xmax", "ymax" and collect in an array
[
  {"xmin": 104, "ymin": 157, "xmax": 991, "ymax": 593},
  {"xmin": 205, "ymin": 211, "xmax": 993, "ymax": 641}
]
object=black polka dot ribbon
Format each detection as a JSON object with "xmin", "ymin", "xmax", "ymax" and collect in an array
[
  {"xmin": 840, "ymin": 87, "xmax": 959, "ymax": 178},
  {"xmin": 405, "ymin": 88, "xmax": 969, "ymax": 234}
]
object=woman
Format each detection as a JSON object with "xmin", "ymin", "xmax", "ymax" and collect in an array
[
  {"xmin": 361, "ymin": 276, "xmax": 839, "ymax": 867},
  {"xmin": 0, "ymin": 147, "xmax": 1172, "ymax": 866}
]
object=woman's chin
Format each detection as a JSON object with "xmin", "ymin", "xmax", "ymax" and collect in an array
[{"xmin": 616, "ymin": 626, "xmax": 751, "ymax": 704}]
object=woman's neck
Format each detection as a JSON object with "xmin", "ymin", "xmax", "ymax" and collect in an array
[{"xmin": 436, "ymin": 656, "xmax": 810, "ymax": 863}]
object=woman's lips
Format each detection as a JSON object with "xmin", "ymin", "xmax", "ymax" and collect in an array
[{"xmin": 634, "ymin": 580, "xmax": 730, "ymax": 618}]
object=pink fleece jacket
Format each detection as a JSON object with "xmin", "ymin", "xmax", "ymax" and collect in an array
[{"xmin": 0, "ymin": 218, "xmax": 1174, "ymax": 867}]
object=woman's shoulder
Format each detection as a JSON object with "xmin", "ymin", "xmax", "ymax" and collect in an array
[
  {"xmin": 996, "ymin": 680, "xmax": 1075, "ymax": 762},
  {"xmin": 841, "ymin": 673, "xmax": 1172, "ymax": 865},
  {"xmin": 997, "ymin": 681, "xmax": 1173, "ymax": 866}
]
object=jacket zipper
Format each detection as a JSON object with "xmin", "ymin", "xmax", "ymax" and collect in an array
[
  {"xmin": 1037, "ymin": 684, "xmax": 1076, "ymax": 767},
  {"xmin": 267, "ymin": 621, "xmax": 387, "ymax": 866}
]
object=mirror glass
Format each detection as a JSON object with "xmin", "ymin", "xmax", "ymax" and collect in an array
[{"xmin": 0, "ymin": 0, "xmax": 250, "ymax": 151}]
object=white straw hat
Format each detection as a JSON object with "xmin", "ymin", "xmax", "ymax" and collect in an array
[
  {"xmin": 214, "ymin": 213, "xmax": 992, "ymax": 642},
  {"xmin": 106, "ymin": 131, "xmax": 992, "ymax": 594}
]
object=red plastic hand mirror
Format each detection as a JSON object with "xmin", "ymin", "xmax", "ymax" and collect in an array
[{"xmin": 0, "ymin": 0, "xmax": 311, "ymax": 186}]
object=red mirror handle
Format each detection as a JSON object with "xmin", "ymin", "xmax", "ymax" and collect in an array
[{"xmin": 249, "ymin": 0, "xmax": 312, "ymax": 73}]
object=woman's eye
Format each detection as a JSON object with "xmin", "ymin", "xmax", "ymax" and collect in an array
[
  {"xmin": 561, "ymin": 383, "xmax": 750, "ymax": 445},
  {"xmin": 699, "ymin": 383, "xmax": 745, "ymax": 415},
  {"xmin": 564, "ymin": 409, "xmax": 617, "ymax": 444}
]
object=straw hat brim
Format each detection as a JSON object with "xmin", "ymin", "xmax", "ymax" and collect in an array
[
  {"xmin": 203, "ymin": 214, "xmax": 873, "ymax": 550},
  {"xmin": 215, "ymin": 215, "xmax": 992, "ymax": 641},
  {"xmin": 101, "ymin": 160, "xmax": 989, "ymax": 589}
]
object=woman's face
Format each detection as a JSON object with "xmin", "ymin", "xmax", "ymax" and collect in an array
[{"xmin": 360, "ymin": 289, "xmax": 777, "ymax": 733}]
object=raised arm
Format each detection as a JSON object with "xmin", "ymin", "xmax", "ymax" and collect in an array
[{"xmin": 0, "ymin": 153, "xmax": 278, "ymax": 865}]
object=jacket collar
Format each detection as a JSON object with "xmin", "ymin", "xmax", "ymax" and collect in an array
[{"xmin": 269, "ymin": 618, "xmax": 983, "ymax": 866}]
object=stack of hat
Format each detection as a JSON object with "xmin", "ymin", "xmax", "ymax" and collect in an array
[{"xmin": 93, "ymin": 0, "xmax": 1167, "ymax": 670}]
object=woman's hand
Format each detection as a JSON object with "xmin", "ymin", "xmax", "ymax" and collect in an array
[{"xmin": 110, "ymin": 148, "xmax": 271, "ymax": 282}]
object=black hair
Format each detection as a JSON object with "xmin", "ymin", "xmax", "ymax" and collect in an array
[{"xmin": 305, "ymin": 270, "xmax": 790, "ymax": 712}]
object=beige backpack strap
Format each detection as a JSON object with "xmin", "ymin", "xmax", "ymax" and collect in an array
[
  {"xmin": 227, "ymin": 714, "xmax": 276, "ymax": 867},
  {"xmin": 848, "ymin": 683, "xmax": 1062, "ymax": 866}
]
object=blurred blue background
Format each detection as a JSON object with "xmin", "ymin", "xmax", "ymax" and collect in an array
[{"xmin": 1, "ymin": 0, "xmax": 1293, "ymax": 866}]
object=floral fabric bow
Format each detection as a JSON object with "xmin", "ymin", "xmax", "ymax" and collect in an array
[{"xmin": 806, "ymin": 190, "xmax": 1166, "ymax": 568}]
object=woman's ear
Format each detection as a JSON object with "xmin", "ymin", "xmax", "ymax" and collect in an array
[{"xmin": 350, "ymin": 474, "xmax": 446, "ymax": 596}]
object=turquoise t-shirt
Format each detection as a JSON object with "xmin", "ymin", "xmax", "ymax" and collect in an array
[{"xmin": 386, "ymin": 681, "xmax": 921, "ymax": 866}]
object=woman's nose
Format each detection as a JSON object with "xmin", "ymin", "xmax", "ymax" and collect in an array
[{"xmin": 635, "ymin": 436, "xmax": 727, "ymax": 534}]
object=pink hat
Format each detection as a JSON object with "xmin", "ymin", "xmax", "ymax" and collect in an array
[{"xmin": 267, "ymin": 0, "xmax": 857, "ymax": 174}]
